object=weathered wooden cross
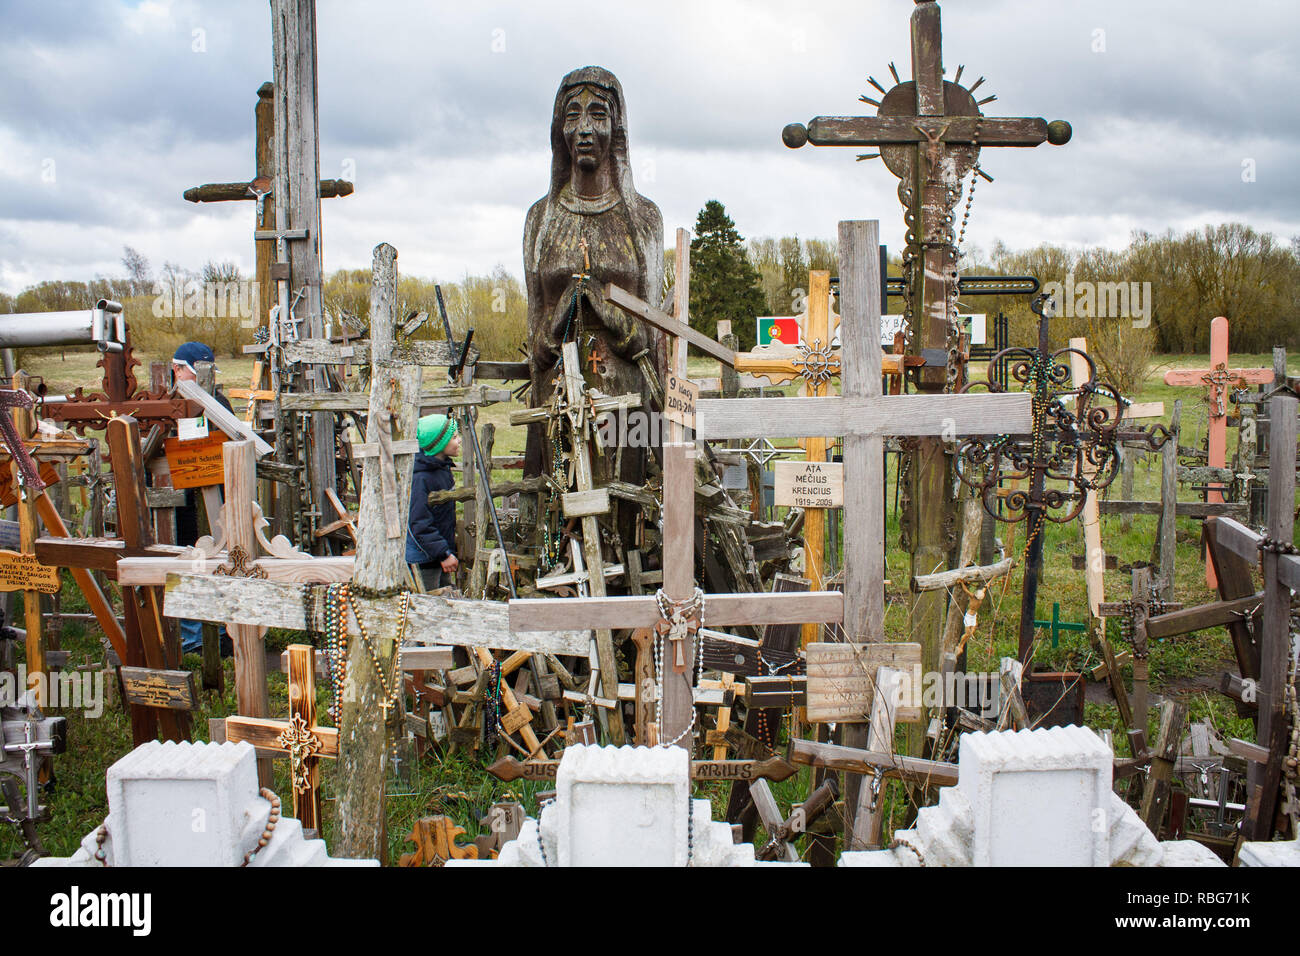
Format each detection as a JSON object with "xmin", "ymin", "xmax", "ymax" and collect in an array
[
  {"xmin": 1163, "ymin": 316, "xmax": 1273, "ymax": 586},
  {"xmin": 1196, "ymin": 392, "xmax": 1297, "ymax": 842},
  {"xmin": 163, "ymin": 243, "xmax": 588, "ymax": 859},
  {"xmin": 779, "ymin": 0, "xmax": 1070, "ymax": 721}
]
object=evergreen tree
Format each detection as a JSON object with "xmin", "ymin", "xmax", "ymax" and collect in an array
[{"xmin": 688, "ymin": 200, "xmax": 767, "ymax": 349}]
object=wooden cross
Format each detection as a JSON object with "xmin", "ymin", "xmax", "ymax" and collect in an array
[
  {"xmin": 183, "ymin": 81, "xmax": 354, "ymax": 345},
  {"xmin": 162, "ymin": 244, "xmax": 588, "ymax": 858},
  {"xmin": 513, "ymin": 232, "xmax": 855, "ymax": 749},
  {"xmin": 1097, "ymin": 566, "xmax": 1182, "ymax": 734},
  {"xmin": 1197, "ymin": 392, "xmax": 1297, "ymax": 842},
  {"xmin": 1163, "ymin": 317, "xmax": 1273, "ymax": 586},
  {"xmin": 780, "ymin": 0, "xmax": 1070, "ymax": 725},
  {"xmin": 220, "ymin": 644, "xmax": 336, "ymax": 831}
]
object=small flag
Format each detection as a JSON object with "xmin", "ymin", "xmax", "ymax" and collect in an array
[{"xmin": 757, "ymin": 317, "xmax": 801, "ymax": 346}]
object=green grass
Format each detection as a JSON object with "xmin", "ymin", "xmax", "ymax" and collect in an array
[{"xmin": 3, "ymin": 348, "xmax": 1296, "ymax": 863}]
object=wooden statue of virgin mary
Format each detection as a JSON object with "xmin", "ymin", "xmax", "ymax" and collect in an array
[{"xmin": 522, "ymin": 66, "xmax": 667, "ymax": 495}]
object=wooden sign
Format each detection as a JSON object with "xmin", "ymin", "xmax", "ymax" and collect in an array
[
  {"xmin": 164, "ymin": 432, "xmax": 229, "ymax": 489},
  {"xmin": 0, "ymin": 550, "xmax": 60, "ymax": 593},
  {"xmin": 774, "ymin": 461, "xmax": 844, "ymax": 509},
  {"xmin": 119, "ymin": 666, "xmax": 199, "ymax": 711},
  {"xmin": 805, "ymin": 642, "xmax": 923, "ymax": 723},
  {"xmin": 487, "ymin": 755, "xmax": 797, "ymax": 783},
  {"xmin": 744, "ymin": 675, "xmax": 807, "ymax": 709},
  {"xmin": 664, "ymin": 371, "xmax": 698, "ymax": 429}
]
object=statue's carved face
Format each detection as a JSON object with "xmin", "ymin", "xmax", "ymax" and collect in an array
[{"xmin": 563, "ymin": 86, "xmax": 613, "ymax": 173}]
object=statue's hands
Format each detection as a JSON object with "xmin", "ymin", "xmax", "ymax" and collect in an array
[{"xmin": 591, "ymin": 296, "xmax": 647, "ymax": 359}]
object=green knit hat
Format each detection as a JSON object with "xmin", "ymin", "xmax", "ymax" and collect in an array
[{"xmin": 417, "ymin": 414, "xmax": 458, "ymax": 456}]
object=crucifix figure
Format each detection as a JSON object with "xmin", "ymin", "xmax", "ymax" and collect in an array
[
  {"xmin": 219, "ymin": 644, "xmax": 337, "ymax": 832},
  {"xmin": 779, "ymin": 0, "xmax": 1070, "ymax": 710},
  {"xmin": 1163, "ymin": 316, "xmax": 1273, "ymax": 587}
]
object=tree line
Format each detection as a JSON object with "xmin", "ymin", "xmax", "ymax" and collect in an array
[{"xmin": 2, "ymin": 217, "xmax": 1294, "ymax": 371}]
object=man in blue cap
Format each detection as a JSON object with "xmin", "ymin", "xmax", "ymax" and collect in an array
[
  {"xmin": 406, "ymin": 413, "xmax": 461, "ymax": 591},
  {"xmin": 170, "ymin": 342, "xmax": 234, "ymax": 655}
]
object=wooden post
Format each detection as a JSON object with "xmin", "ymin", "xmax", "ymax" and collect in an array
[
  {"xmin": 9, "ymin": 374, "xmax": 42, "ymax": 702},
  {"xmin": 223, "ymin": 438, "xmax": 273, "ymax": 787},
  {"xmin": 1158, "ymin": 400, "xmax": 1180, "ymax": 600},
  {"xmin": 1243, "ymin": 392, "xmax": 1297, "ymax": 840},
  {"xmin": 271, "ymin": 0, "xmax": 335, "ymax": 541},
  {"xmin": 1069, "ymin": 338, "xmax": 1105, "ymax": 617},
  {"xmin": 1139, "ymin": 698, "xmax": 1187, "ymax": 835},
  {"xmin": 838, "ymin": 220, "xmax": 887, "ymax": 848},
  {"xmin": 336, "ymin": 243, "xmax": 422, "ymax": 860}
]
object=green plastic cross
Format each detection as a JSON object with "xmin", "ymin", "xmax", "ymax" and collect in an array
[{"xmin": 1034, "ymin": 602, "xmax": 1088, "ymax": 648}]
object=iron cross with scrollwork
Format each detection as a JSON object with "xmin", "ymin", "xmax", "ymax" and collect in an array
[{"xmin": 954, "ymin": 293, "xmax": 1169, "ymax": 660}]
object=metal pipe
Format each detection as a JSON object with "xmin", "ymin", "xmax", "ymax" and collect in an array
[{"xmin": 434, "ymin": 285, "xmax": 516, "ymax": 598}]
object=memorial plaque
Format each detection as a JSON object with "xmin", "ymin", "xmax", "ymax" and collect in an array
[
  {"xmin": 664, "ymin": 371, "xmax": 698, "ymax": 429},
  {"xmin": 119, "ymin": 666, "xmax": 199, "ymax": 710},
  {"xmin": 773, "ymin": 461, "xmax": 844, "ymax": 509},
  {"xmin": 0, "ymin": 549, "xmax": 60, "ymax": 593},
  {"xmin": 164, "ymin": 432, "xmax": 229, "ymax": 489},
  {"xmin": 805, "ymin": 641, "xmax": 923, "ymax": 723}
]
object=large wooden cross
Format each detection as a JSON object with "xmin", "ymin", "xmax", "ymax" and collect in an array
[
  {"xmin": 697, "ymin": 221, "xmax": 1030, "ymax": 846},
  {"xmin": 163, "ymin": 244, "xmax": 587, "ymax": 858},
  {"xmin": 1163, "ymin": 316, "xmax": 1273, "ymax": 587},
  {"xmin": 779, "ymin": 0, "xmax": 1070, "ymax": 729}
]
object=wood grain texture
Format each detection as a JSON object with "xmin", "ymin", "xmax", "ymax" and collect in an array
[
  {"xmin": 604, "ymin": 282, "xmax": 736, "ymax": 366},
  {"xmin": 281, "ymin": 338, "xmax": 470, "ymax": 368},
  {"xmin": 696, "ymin": 392, "xmax": 1030, "ymax": 440},
  {"xmin": 176, "ymin": 380, "xmax": 272, "ymax": 456},
  {"xmin": 805, "ymin": 642, "xmax": 922, "ymax": 723},
  {"xmin": 509, "ymin": 591, "xmax": 843, "ymax": 631},
  {"xmin": 279, "ymin": 385, "xmax": 510, "ymax": 411},
  {"xmin": 806, "ymin": 115, "xmax": 1049, "ymax": 148},
  {"xmin": 165, "ymin": 573, "xmax": 591, "ymax": 654},
  {"xmin": 790, "ymin": 738, "xmax": 959, "ymax": 788},
  {"xmin": 117, "ymin": 555, "xmax": 353, "ymax": 586}
]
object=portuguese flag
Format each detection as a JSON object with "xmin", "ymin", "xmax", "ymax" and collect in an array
[{"xmin": 757, "ymin": 316, "xmax": 801, "ymax": 346}]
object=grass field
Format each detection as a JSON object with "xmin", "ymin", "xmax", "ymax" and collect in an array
[{"xmin": 2, "ymin": 346, "xmax": 1295, "ymax": 863}]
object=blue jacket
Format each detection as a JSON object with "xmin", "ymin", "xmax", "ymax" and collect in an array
[{"xmin": 406, "ymin": 453, "xmax": 457, "ymax": 565}]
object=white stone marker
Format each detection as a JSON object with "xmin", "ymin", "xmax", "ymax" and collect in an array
[
  {"xmin": 34, "ymin": 740, "xmax": 373, "ymax": 867},
  {"xmin": 841, "ymin": 726, "xmax": 1224, "ymax": 868},
  {"xmin": 452, "ymin": 744, "xmax": 803, "ymax": 867}
]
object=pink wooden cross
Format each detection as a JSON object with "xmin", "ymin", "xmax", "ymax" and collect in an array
[{"xmin": 1163, "ymin": 316, "xmax": 1272, "ymax": 586}]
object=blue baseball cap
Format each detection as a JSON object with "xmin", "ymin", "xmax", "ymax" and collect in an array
[{"xmin": 172, "ymin": 341, "xmax": 218, "ymax": 374}]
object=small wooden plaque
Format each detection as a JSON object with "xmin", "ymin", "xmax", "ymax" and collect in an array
[
  {"xmin": 805, "ymin": 642, "xmax": 923, "ymax": 724},
  {"xmin": 774, "ymin": 461, "xmax": 844, "ymax": 509},
  {"xmin": 664, "ymin": 371, "xmax": 698, "ymax": 429},
  {"xmin": 164, "ymin": 432, "xmax": 229, "ymax": 489},
  {"xmin": 119, "ymin": 666, "xmax": 198, "ymax": 711},
  {"xmin": 0, "ymin": 550, "xmax": 60, "ymax": 593},
  {"xmin": 499, "ymin": 705, "xmax": 532, "ymax": 735}
]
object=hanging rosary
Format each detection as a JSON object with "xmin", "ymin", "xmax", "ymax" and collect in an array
[{"xmin": 652, "ymin": 586, "xmax": 705, "ymax": 748}]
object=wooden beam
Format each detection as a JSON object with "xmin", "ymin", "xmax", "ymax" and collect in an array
[
  {"xmin": 696, "ymin": 393, "xmax": 1030, "ymax": 440},
  {"xmin": 604, "ymin": 283, "xmax": 737, "ymax": 366},
  {"xmin": 509, "ymin": 590, "xmax": 843, "ymax": 632},
  {"xmin": 165, "ymin": 573, "xmax": 591, "ymax": 656}
]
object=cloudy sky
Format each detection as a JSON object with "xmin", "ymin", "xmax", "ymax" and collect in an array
[{"xmin": 0, "ymin": 0, "xmax": 1296, "ymax": 294}]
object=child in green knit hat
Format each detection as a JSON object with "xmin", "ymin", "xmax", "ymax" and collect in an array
[{"xmin": 406, "ymin": 414, "xmax": 462, "ymax": 591}]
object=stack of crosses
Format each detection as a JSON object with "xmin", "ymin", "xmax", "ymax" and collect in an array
[
  {"xmin": 161, "ymin": 243, "xmax": 591, "ymax": 860},
  {"xmin": 513, "ymin": 221, "xmax": 1031, "ymax": 858}
]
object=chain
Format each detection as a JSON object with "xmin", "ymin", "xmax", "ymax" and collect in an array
[
  {"xmin": 954, "ymin": 114, "xmax": 985, "ymax": 254},
  {"xmin": 337, "ymin": 584, "xmax": 409, "ymax": 767}
]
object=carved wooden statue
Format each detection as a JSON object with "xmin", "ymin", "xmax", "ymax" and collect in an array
[{"xmin": 522, "ymin": 66, "xmax": 666, "ymax": 497}]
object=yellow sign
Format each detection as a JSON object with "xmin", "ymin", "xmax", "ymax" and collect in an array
[
  {"xmin": 664, "ymin": 372, "xmax": 698, "ymax": 429},
  {"xmin": 0, "ymin": 550, "xmax": 60, "ymax": 593}
]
